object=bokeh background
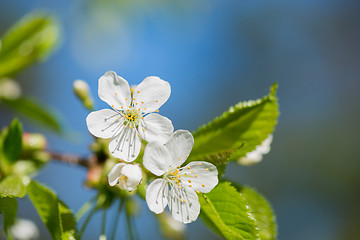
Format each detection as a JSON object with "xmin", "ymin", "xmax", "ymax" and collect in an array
[{"xmin": 1, "ymin": 0, "xmax": 360, "ymax": 239}]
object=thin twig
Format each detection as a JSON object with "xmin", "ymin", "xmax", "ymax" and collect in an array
[{"xmin": 48, "ymin": 151, "xmax": 96, "ymax": 168}]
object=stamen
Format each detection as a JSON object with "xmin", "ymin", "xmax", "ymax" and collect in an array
[
  {"xmin": 187, "ymin": 166, "xmax": 191, "ymax": 170},
  {"xmin": 196, "ymin": 190, "xmax": 200, "ymax": 193},
  {"xmin": 198, "ymin": 163, "xmax": 202, "ymax": 166},
  {"xmin": 195, "ymin": 174, "xmax": 198, "ymax": 178},
  {"xmin": 202, "ymin": 184, "xmax": 205, "ymax": 187},
  {"xmin": 205, "ymin": 168, "xmax": 209, "ymax": 171}
]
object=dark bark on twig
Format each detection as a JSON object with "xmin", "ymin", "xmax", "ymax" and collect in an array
[{"xmin": 48, "ymin": 151, "xmax": 97, "ymax": 168}]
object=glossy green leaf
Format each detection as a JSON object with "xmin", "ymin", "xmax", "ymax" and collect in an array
[
  {"xmin": 0, "ymin": 12, "xmax": 60, "ymax": 77},
  {"xmin": 199, "ymin": 181, "xmax": 259, "ymax": 239},
  {"xmin": 0, "ymin": 175, "xmax": 28, "ymax": 198},
  {"xmin": 2, "ymin": 97, "xmax": 62, "ymax": 133},
  {"xmin": 199, "ymin": 181, "xmax": 277, "ymax": 240},
  {"xmin": 190, "ymin": 83, "xmax": 279, "ymax": 164},
  {"xmin": 233, "ymin": 185, "xmax": 277, "ymax": 240},
  {"xmin": 59, "ymin": 200, "xmax": 80, "ymax": 240},
  {"xmin": 2, "ymin": 119, "xmax": 22, "ymax": 164},
  {"xmin": 0, "ymin": 197, "xmax": 17, "ymax": 235},
  {"xmin": 27, "ymin": 181, "xmax": 78, "ymax": 240}
]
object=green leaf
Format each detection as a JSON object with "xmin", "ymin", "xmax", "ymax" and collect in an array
[
  {"xmin": 0, "ymin": 12, "xmax": 60, "ymax": 77},
  {"xmin": 233, "ymin": 185, "xmax": 277, "ymax": 240},
  {"xmin": 59, "ymin": 200, "xmax": 80, "ymax": 240},
  {"xmin": 2, "ymin": 119, "xmax": 22, "ymax": 164},
  {"xmin": 199, "ymin": 181, "xmax": 277, "ymax": 240},
  {"xmin": 0, "ymin": 175, "xmax": 28, "ymax": 198},
  {"xmin": 2, "ymin": 97, "xmax": 62, "ymax": 133},
  {"xmin": 190, "ymin": 83, "xmax": 279, "ymax": 164},
  {"xmin": 199, "ymin": 181, "xmax": 259, "ymax": 239},
  {"xmin": 27, "ymin": 181, "xmax": 78, "ymax": 240},
  {"xmin": 0, "ymin": 197, "xmax": 17, "ymax": 235}
]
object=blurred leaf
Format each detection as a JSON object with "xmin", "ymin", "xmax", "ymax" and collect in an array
[
  {"xmin": 0, "ymin": 197, "xmax": 17, "ymax": 235},
  {"xmin": 233, "ymin": 184, "xmax": 277, "ymax": 240},
  {"xmin": 199, "ymin": 181, "xmax": 259, "ymax": 239},
  {"xmin": 59, "ymin": 200, "xmax": 80, "ymax": 240},
  {"xmin": 27, "ymin": 181, "xmax": 78, "ymax": 240},
  {"xmin": 0, "ymin": 12, "xmax": 60, "ymax": 77},
  {"xmin": 0, "ymin": 175, "xmax": 27, "ymax": 198},
  {"xmin": 190, "ymin": 83, "xmax": 279, "ymax": 164},
  {"xmin": 2, "ymin": 97, "xmax": 62, "ymax": 133},
  {"xmin": 2, "ymin": 119, "xmax": 22, "ymax": 164}
]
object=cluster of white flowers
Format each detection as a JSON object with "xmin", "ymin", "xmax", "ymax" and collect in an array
[{"xmin": 86, "ymin": 71, "xmax": 218, "ymax": 223}]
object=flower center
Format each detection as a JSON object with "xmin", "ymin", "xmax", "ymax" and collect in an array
[
  {"xmin": 167, "ymin": 167, "xmax": 183, "ymax": 189},
  {"xmin": 123, "ymin": 107, "xmax": 142, "ymax": 127}
]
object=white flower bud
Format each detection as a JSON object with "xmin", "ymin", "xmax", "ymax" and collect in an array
[
  {"xmin": 0, "ymin": 78, "xmax": 21, "ymax": 100},
  {"xmin": 238, "ymin": 134, "xmax": 273, "ymax": 165},
  {"xmin": 108, "ymin": 163, "xmax": 142, "ymax": 191},
  {"xmin": 73, "ymin": 79, "xmax": 94, "ymax": 110},
  {"xmin": 10, "ymin": 218, "xmax": 39, "ymax": 240}
]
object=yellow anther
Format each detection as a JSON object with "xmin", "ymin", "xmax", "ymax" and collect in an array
[
  {"xmin": 185, "ymin": 155, "xmax": 188, "ymax": 158},
  {"xmin": 155, "ymin": 110, "xmax": 159, "ymax": 112},
  {"xmin": 195, "ymin": 174, "xmax": 198, "ymax": 178},
  {"xmin": 188, "ymin": 180, "xmax": 191, "ymax": 183},
  {"xmin": 129, "ymin": 106, "xmax": 131, "ymax": 108},
  {"xmin": 198, "ymin": 163, "xmax": 202, "ymax": 166},
  {"xmin": 184, "ymin": 200, "xmax": 188, "ymax": 203},
  {"xmin": 175, "ymin": 169, "xmax": 179, "ymax": 174},
  {"xmin": 121, "ymin": 106, "xmax": 123, "ymax": 109},
  {"xmin": 144, "ymin": 108, "xmax": 147, "ymax": 110},
  {"xmin": 115, "ymin": 93, "xmax": 117, "ymax": 95},
  {"xmin": 130, "ymin": 88, "xmax": 134, "ymax": 92},
  {"xmin": 137, "ymin": 134, "xmax": 140, "ymax": 137},
  {"xmin": 205, "ymin": 168, "xmax": 209, "ymax": 171},
  {"xmin": 191, "ymin": 170, "xmax": 194, "ymax": 173},
  {"xmin": 130, "ymin": 126, "xmax": 133, "ymax": 129},
  {"xmin": 178, "ymin": 157, "xmax": 181, "ymax": 160},
  {"xmin": 143, "ymin": 128, "xmax": 145, "ymax": 131},
  {"xmin": 111, "ymin": 105, "xmax": 114, "ymax": 108},
  {"xmin": 138, "ymin": 108, "xmax": 140, "ymax": 111},
  {"xmin": 141, "ymin": 116, "xmax": 144, "ymax": 119},
  {"xmin": 202, "ymin": 184, "xmax": 205, "ymax": 187},
  {"xmin": 196, "ymin": 190, "xmax": 200, "ymax": 193},
  {"xmin": 135, "ymin": 102, "xmax": 138, "ymax": 105},
  {"xmin": 184, "ymin": 173, "xmax": 187, "ymax": 175},
  {"xmin": 127, "ymin": 109, "xmax": 129, "ymax": 111},
  {"xmin": 141, "ymin": 101, "xmax": 144, "ymax": 104},
  {"xmin": 125, "ymin": 98, "xmax": 128, "ymax": 100},
  {"xmin": 189, "ymin": 185, "xmax": 192, "ymax": 187},
  {"xmin": 137, "ymin": 91, "xmax": 140, "ymax": 93},
  {"xmin": 155, "ymin": 100, "xmax": 158, "ymax": 102},
  {"xmin": 177, "ymin": 166, "xmax": 180, "ymax": 169},
  {"xmin": 187, "ymin": 166, "xmax": 191, "ymax": 169},
  {"xmin": 132, "ymin": 98, "xmax": 135, "ymax": 100},
  {"xmin": 180, "ymin": 198, "xmax": 183, "ymax": 202}
]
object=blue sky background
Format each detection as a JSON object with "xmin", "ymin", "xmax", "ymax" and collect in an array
[{"xmin": 1, "ymin": 0, "xmax": 360, "ymax": 239}]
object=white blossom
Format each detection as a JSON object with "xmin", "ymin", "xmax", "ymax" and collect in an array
[
  {"xmin": 108, "ymin": 163, "xmax": 142, "ymax": 191},
  {"xmin": 143, "ymin": 130, "xmax": 218, "ymax": 223},
  {"xmin": 238, "ymin": 134, "xmax": 273, "ymax": 165},
  {"xmin": 86, "ymin": 71, "xmax": 174, "ymax": 162},
  {"xmin": 10, "ymin": 218, "xmax": 39, "ymax": 240}
]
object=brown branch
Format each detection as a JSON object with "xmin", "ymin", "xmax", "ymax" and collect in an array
[{"xmin": 48, "ymin": 151, "xmax": 97, "ymax": 168}]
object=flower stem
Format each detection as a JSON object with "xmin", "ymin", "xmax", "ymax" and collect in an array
[
  {"xmin": 78, "ymin": 205, "xmax": 98, "ymax": 239},
  {"xmin": 110, "ymin": 199, "xmax": 125, "ymax": 240}
]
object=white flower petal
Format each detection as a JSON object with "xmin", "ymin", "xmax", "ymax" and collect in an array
[
  {"xmin": 86, "ymin": 109, "xmax": 121, "ymax": 139},
  {"xmin": 146, "ymin": 179, "xmax": 168, "ymax": 214},
  {"xmin": 133, "ymin": 76, "xmax": 170, "ymax": 113},
  {"xmin": 143, "ymin": 141, "xmax": 173, "ymax": 176},
  {"xmin": 165, "ymin": 130, "xmax": 194, "ymax": 167},
  {"xmin": 120, "ymin": 164, "xmax": 142, "ymax": 191},
  {"xmin": 180, "ymin": 162, "xmax": 218, "ymax": 193},
  {"xmin": 109, "ymin": 128, "xmax": 141, "ymax": 162},
  {"xmin": 140, "ymin": 113, "xmax": 174, "ymax": 144},
  {"xmin": 98, "ymin": 71, "xmax": 131, "ymax": 110},
  {"xmin": 108, "ymin": 163, "xmax": 126, "ymax": 186},
  {"xmin": 168, "ymin": 185, "xmax": 200, "ymax": 224}
]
